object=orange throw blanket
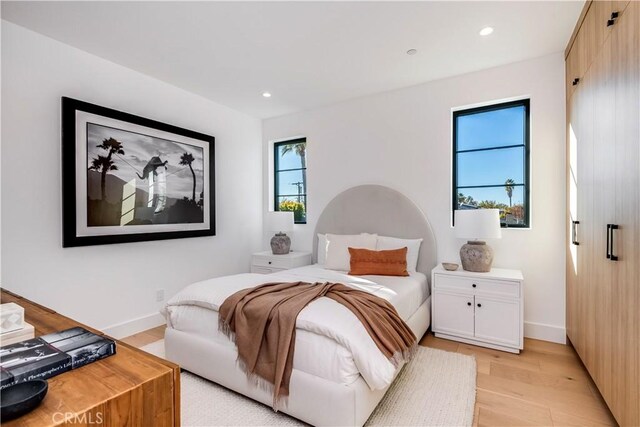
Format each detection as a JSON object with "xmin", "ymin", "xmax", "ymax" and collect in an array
[{"xmin": 218, "ymin": 281, "xmax": 417, "ymax": 408}]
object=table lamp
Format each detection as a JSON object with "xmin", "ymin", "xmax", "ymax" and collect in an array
[
  {"xmin": 454, "ymin": 209, "xmax": 502, "ymax": 272},
  {"xmin": 267, "ymin": 211, "xmax": 294, "ymax": 255}
]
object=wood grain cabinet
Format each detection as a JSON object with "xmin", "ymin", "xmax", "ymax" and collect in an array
[
  {"xmin": 0, "ymin": 289, "xmax": 180, "ymax": 427},
  {"xmin": 565, "ymin": 2, "xmax": 639, "ymax": 425},
  {"xmin": 431, "ymin": 266, "xmax": 524, "ymax": 354}
]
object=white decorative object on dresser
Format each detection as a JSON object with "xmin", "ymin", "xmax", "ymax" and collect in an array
[
  {"xmin": 431, "ymin": 265, "xmax": 523, "ymax": 353},
  {"xmin": 251, "ymin": 250, "xmax": 312, "ymax": 274}
]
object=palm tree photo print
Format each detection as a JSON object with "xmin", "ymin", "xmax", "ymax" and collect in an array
[{"xmin": 86, "ymin": 123, "xmax": 205, "ymax": 227}]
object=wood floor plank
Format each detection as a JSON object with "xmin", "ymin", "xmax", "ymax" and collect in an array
[
  {"xmin": 418, "ymin": 333, "xmax": 459, "ymax": 352},
  {"xmin": 476, "ymin": 389, "xmax": 553, "ymax": 426},
  {"xmin": 457, "ymin": 343, "xmax": 542, "ymax": 372},
  {"xmin": 478, "ymin": 406, "xmax": 546, "ymax": 427},
  {"xmin": 477, "ymin": 373, "xmax": 614, "ymax": 425},
  {"xmin": 550, "ymin": 408, "xmax": 616, "ymax": 427},
  {"xmin": 523, "ymin": 338, "xmax": 577, "ymax": 357},
  {"xmin": 490, "ymin": 362, "xmax": 593, "ymax": 396}
]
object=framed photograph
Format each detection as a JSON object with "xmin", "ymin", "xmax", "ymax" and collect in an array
[{"xmin": 62, "ymin": 97, "xmax": 215, "ymax": 247}]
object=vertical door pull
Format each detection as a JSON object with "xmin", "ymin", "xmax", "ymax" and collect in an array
[
  {"xmin": 606, "ymin": 224, "xmax": 611, "ymax": 259},
  {"xmin": 609, "ymin": 224, "xmax": 619, "ymax": 261},
  {"xmin": 572, "ymin": 220, "xmax": 580, "ymax": 245},
  {"xmin": 607, "ymin": 11, "xmax": 620, "ymax": 26}
]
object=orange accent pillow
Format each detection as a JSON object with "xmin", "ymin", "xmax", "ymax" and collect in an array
[{"xmin": 348, "ymin": 247, "xmax": 409, "ymax": 277}]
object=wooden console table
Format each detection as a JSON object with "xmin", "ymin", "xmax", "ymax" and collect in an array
[{"xmin": 0, "ymin": 289, "xmax": 180, "ymax": 426}]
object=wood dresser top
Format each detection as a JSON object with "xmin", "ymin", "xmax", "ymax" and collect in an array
[{"xmin": 0, "ymin": 288, "xmax": 180, "ymax": 427}]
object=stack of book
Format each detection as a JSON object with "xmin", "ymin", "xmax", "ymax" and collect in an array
[
  {"xmin": 0, "ymin": 327, "xmax": 116, "ymax": 389},
  {"xmin": 0, "ymin": 302, "xmax": 34, "ymax": 346}
]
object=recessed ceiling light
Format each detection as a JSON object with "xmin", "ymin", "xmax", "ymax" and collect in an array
[
  {"xmin": 262, "ymin": 92, "xmax": 272, "ymax": 98},
  {"xmin": 406, "ymin": 49, "xmax": 418, "ymax": 56},
  {"xmin": 479, "ymin": 27, "xmax": 494, "ymax": 36}
]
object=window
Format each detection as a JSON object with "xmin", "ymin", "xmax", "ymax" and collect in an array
[
  {"xmin": 274, "ymin": 138, "xmax": 307, "ymax": 224},
  {"xmin": 453, "ymin": 99, "xmax": 530, "ymax": 228}
]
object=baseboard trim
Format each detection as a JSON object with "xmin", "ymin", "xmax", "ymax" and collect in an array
[
  {"xmin": 524, "ymin": 321, "xmax": 566, "ymax": 344},
  {"xmin": 101, "ymin": 312, "xmax": 165, "ymax": 339}
]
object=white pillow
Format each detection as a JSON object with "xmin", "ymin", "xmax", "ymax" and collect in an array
[
  {"xmin": 376, "ymin": 236, "xmax": 423, "ymax": 272},
  {"xmin": 317, "ymin": 232, "xmax": 373, "ymax": 265},
  {"xmin": 317, "ymin": 233, "xmax": 328, "ymax": 265},
  {"xmin": 325, "ymin": 233, "xmax": 377, "ymax": 271}
]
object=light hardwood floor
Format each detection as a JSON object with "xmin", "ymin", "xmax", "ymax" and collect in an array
[{"xmin": 122, "ymin": 327, "xmax": 617, "ymax": 427}]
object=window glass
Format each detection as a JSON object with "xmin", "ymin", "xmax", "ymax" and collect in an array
[
  {"xmin": 274, "ymin": 139, "xmax": 307, "ymax": 224},
  {"xmin": 453, "ymin": 100, "xmax": 530, "ymax": 227}
]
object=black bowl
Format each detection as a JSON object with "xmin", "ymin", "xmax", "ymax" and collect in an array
[{"xmin": 0, "ymin": 379, "xmax": 48, "ymax": 421}]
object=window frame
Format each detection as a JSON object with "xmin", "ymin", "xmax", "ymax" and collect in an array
[
  {"xmin": 452, "ymin": 99, "xmax": 531, "ymax": 228},
  {"xmin": 274, "ymin": 137, "xmax": 307, "ymax": 224}
]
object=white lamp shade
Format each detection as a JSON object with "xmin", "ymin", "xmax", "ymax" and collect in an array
[
  {"xmin": 454, "ymin": 209, "xmax": 502, "ymax": 240},
  {"xmin": 266, "ymin": 211, "xmax": 294, "ymax": 233}
]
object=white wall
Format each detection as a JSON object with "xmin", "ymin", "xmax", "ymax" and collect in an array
[
  {"xmin": 1, "ymin": 22, "xmax": 263, "ymax": 337},
  {"xmin": 263, "ymin": 53, "xmax": 567, "ymax": 343}
]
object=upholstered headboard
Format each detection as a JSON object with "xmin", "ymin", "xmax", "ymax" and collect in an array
[{"xmin": 312, "ymin": 185, "xmax": 437, "ymax": 276}]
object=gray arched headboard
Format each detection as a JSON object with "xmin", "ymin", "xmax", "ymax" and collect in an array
[{"xmin": 312, "ymin": 185, "xmax": 437, "ymax": 276}]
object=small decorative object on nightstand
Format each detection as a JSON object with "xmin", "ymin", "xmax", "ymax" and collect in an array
[
  {"xmin": 251, "ymin": 250, "xmax": 312, "ymax": 274},
  {"xmin": 431, "ymin": 265, "xmax": 523, "ymax": 353},
  {"xmin": 267, "ymin": 211, "xmax": 294, "ymax": 254},
  {"xmin": 455, "ymin": 209, "xmax": 502, "ymax": 272}
]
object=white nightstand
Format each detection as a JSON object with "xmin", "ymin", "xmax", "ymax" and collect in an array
[
  {"xmin": 431, "ymin": 265, "xmax": 524, "ymax": 353},
  {"xmin": 251, "ymin": 251, "xmax": 312, "ymax": 274}
]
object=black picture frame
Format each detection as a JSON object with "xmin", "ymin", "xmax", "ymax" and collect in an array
[{"xmin": 62, "ymin": 97, "xmax": 215, "ymax": 247}]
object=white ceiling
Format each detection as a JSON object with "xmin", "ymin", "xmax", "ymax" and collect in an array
[{"xmin": 2, "ymin": 1, "xmax": 583, "ymax": 119}]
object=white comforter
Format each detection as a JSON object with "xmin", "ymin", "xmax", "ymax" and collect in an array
[{"xmin": 163, "ymin": 265, "xmax": 428, "ymax": 391}]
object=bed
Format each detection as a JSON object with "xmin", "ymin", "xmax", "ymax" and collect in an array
[{"xmin": 163, "ymin": 185, "xmax": 437, "ymax": 426}]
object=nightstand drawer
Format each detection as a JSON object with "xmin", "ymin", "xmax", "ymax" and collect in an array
[
  {"xmin": 434, "ymin": 274, "xmax": 519, "ymax": 298},
  {"xmin": 252, "ymin": 256, "xmax": 294, "ymax": 269}
]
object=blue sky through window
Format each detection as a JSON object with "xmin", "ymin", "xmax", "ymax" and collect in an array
[
  {"xmin": 454, "ymin": 102, "xmax": 529, "ymax": 225},
  {"xmin": 275, "ymin": 143, "xmax": 306, "ymax": 196}
]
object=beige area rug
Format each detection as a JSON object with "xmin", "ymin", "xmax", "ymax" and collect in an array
[{"xmin": 141, "ymin": 340, "xmax": 476, "ymax": 426}]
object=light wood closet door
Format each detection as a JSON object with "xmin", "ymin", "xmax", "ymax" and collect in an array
[
  {"xmin": 589, "ymin": 30, "xmax": 616, "ymax": 401},
  {"xmin": 611, "ymin": 3, "xmax": 639, "ymax": 425}
]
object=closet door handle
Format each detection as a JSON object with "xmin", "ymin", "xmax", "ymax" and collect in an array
[
  {"xmin": 608, "ymin": 224, "xmax": 619, "ymax": 261},
  {"xmin": 572, "ymin": 220, "xmax": 580, "ymax": 245},
  {"xmin": 572, "ymin": 78, "xmax": 580, "ymax": 86},
  {"xmin": 477, "ymin": 303, "xmax": 482, "ymax": 308},
  {"xmin": 607, "ymin": 11, "xmax": 620, "ymax": 27},
  {"xmin": 467, "ymin": 302, "xmax": 472, "ymax": 307}
]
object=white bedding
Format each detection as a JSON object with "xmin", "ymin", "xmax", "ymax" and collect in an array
[{"xmin": 163, "ymin": 265, "xmax": 429, "ymax": 389}]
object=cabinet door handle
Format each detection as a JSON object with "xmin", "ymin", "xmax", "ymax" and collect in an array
[
  {"xmin": 268, "ymin": 261, "xmax": 272, "ymax": 264},
  {"xmin": 467, "ymin": 302, "xmax": 472, "ymax": 306},
  {"xmin": 607, "ymin": 224, "xmax": 619, "ymax": 261},
  {"xmin": 472, "ymin": 283, "xmax": 477, "ymax": 288},
  {"xmin": 607, "ymin": 11, "xmax": 620, "ymax": 27},
  {"xmin": 477, "ymin": 303, "xmax": 482, "ymax": 308},
  {"xmin": 572, "ymin": 220, "xmax": 580, "ymax": 245},
  {"xmin": 572, "ymin": 78, "xmax": 580, "ymax": 86}
]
